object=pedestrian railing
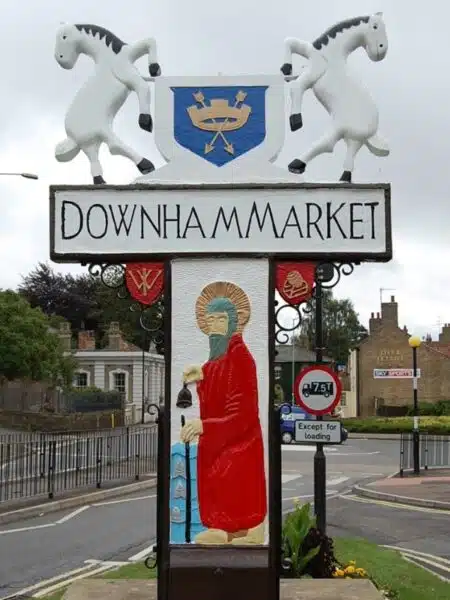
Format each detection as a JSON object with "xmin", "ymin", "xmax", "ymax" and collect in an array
[
  {"xmin": 399, "ymin": 432, "xmax": 450, "ymax": 475},
  {"xmin": 0, "ymin": 425, "xmax": 158, "ymax": 504}
]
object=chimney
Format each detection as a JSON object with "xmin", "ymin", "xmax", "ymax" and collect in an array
[
  {"xmin": 58, "ymin": 322, "xmax": 72, "ymax": 351},
  {"xmin": 78, "ymin": 330, "xmax": 96, "ymax": 351},
  {"xmin": 369, "ymin": 312, "xmax": 382, "ymax": 335},
  {"xmin": 108, "ymin": 322, "xmax": 122, "ymax": 350},
  {"xmin": 439, "ymin": 323, "xmax": 450, "ymax": 343},
  {"xmin": 381, "ymin": 295, "xmax": 398, "ymax": 326}
]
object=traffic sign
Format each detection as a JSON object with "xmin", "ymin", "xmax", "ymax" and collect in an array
[
  {"xmin": 295, "ymin": 419, "xmax": 342, "ymax": 444},
  {"xmin": 294, "ymin": 365, "xmax": 342, "ymax": 416}
]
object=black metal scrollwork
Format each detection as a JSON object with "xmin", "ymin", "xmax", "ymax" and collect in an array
[
  {"xmin": 146, "ymin": 402, "xmax": 161, "ymax": 422},
  {"xmin": 144, "ymin": 544, "xmax": 158, "ymax": 570}
]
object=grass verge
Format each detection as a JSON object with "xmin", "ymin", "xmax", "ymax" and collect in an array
[
  {"xmin": 335, "ymin": 537, "xmax": 450, "ymax": 599},
  {"xmin": 39, "ymin": 538, "xmax": 449, "ymax": 600},
  {"xmin": 343, "ymin": 416, "xmax": 450, "ymax": 434}
]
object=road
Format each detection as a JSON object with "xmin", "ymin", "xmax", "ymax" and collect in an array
[{"xmin": 0, "ymin": 438, "xmax": 448, "ymax": 598}]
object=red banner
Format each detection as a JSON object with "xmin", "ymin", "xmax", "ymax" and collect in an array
[
  {"xmin": 275, "ymin": 262, "xmax": 316, "ymax": 305},
  {"xmin": 125, "ymin": 263, "xmax": 164, "ymax": 306}
]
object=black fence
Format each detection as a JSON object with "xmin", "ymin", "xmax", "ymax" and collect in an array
[
  {"xmin": 400, "ymin": 432, "xmax": 450, "ymax": 475},
  {"xmin": 0, "ymin": 425, "xmax": 158, "ymax": 505}
]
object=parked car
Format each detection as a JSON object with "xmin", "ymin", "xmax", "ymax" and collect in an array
[{"xmin": 279, "ymin": 403, "xmax": 348, "ymax": 444}]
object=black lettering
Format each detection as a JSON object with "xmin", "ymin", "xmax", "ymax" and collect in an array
[
  {"xmin": 61, "ymin": 201, "xmax": 83, "ymax": 240},
  {"xmin": 108, "ymin": 204, "xmax": 136, "ymax": 236},
  {"xmin": 280, "ymin": 206, "xmax": 304, "ymax": 238},
  {"xmin": 211, "ymin": 206, "xmax": 243, "ymax": 238},
  {"xmin": 365, "ymin": 202, "xmax": 379, "ymax": 239},
  {"xmin": 86, "ymin": 204, "xmax": 108, "ymax": 239},
  {"xmin": 326, "ymin": 202, "xmax": 347, "ymax": 239},
  {"xmin": 141, "ymin": 205, "xmax": 161, "ymax": 239},
  {"xmin": 349, "ymin": 203, "xmax": 364, "ymax": 239},
  {"xmin": 245, "ymin": 202, "xmax": 279, "ymax": 238},
  {"xmin": 162, "ymin": 204, "xmax": 181, "ymax": 239},
  {"xmin": 182, "ymin": 207, "xmax": 206, "ymax": 239},
  {"xmin": 306, "ymin": 203, "xmax": 324, "ymax": 239}
]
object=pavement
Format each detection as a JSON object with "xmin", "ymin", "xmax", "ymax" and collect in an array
[
  {"xmin": 0, "ymin": 438, "xmax": 448, "ymax": 598},
  {"xmin": 353, "ymin": 468, "xmax": 450, "ymax": 510}
]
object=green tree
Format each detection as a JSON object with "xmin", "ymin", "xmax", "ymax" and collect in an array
[
  {"xmin": 0, "ymin": 290, "xmax": 76, "ymax": 384},
  {"xmin": 296, "ymin": 290, "xmax": 367, "ymax": 364},
  {"xmin": 18, "ymin": 262, "xmax": 163, "ymax": 352}
]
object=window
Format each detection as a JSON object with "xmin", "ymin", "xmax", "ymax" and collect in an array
[
  {"xmin": 113, "ymin": 372, "xmax": 126, "ymax": 396},
  {"xmin": 74, "ymin": 371, "xmax": 88, "ymax": 389},
  {"xmin": 274, "ymin": 365, "xmax": 282, "ymax": 380},
  {"xmin": 340, "ymin": 392, "xmax": 347, "ymax": 407}
]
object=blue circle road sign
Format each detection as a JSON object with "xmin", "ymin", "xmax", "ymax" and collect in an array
[{"xmin": 294, "ymin": 365, "xmax": 342, "ymax": 416}]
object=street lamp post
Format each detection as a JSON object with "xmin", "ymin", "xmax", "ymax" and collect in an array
[
  {"xmin": 0, "ymin": 172, "xmax": 39, "ymax": 180},
  {"xmin": 408, "ymin": 335, "xmax": 421, "ymax": 475}
]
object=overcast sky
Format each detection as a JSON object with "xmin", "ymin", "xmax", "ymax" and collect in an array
[{"xmin": 1, "ymin": 0, "xmax": 448, "ymax": 339}]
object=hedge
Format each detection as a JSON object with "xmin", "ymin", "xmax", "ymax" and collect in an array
[
  {"xmin": 376, "ymin": 400, "xmax": 450, "ymax": 418},
  {"xmin": 343, "ymin": 416, "xmax": 450, "ymax": 434}
]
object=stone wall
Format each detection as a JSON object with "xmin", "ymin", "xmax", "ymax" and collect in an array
[{"xmin": 0, "ymin": 409, "xmax": 124, "ymax": 432}]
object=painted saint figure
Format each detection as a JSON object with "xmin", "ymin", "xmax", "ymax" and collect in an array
[{"xmin": 180, "ymin": 281, "xmax": 267, "ymax": 545}]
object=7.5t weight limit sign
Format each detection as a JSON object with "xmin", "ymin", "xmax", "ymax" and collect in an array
[{"xmin": 294, "ymin": 365, "xmax": 342, "ymax": 416}]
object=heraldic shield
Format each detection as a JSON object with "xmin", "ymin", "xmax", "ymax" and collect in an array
[{"xmin": 171, "ymin": 85, "xmax": 268, "ymax": 167}]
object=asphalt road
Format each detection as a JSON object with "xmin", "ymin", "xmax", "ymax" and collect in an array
[{"xmin": 0, "ymin": 438, "xmax": 448, "ymax": 598}]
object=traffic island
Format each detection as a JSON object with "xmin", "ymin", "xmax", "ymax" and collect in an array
[{"xmin": 62, "ymin": 579, "xmax": 385, "ymax": 600}]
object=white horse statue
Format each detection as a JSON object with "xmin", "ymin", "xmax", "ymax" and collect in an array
[
  {"xmin": 54, "ymin": 24, "xmax": 161, "ymax": 184},
  {"xmin": 281, "ymin": 13, "xmax": 389, "ymax": 182}
]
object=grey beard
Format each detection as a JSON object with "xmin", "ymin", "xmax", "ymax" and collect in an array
[{"xmin": 208, "ymin": 334, "xmax": 229, "ymax": 360}]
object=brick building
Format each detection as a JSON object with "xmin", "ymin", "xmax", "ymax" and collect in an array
[{"xmin": 348, "ymin": 296, "xmax": 450, "ymax": 416}]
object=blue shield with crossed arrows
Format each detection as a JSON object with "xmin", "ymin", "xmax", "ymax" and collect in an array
[{"xmin": 171, "ymin": 86, "xmax": 268, "ymax": 167}]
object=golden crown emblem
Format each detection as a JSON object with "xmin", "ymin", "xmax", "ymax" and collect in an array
[{"xmin": 187, "ymin": 90, "xmax": 252, "ymax": 155}]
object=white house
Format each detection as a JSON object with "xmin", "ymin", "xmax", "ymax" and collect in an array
[{"xmin": 58, "ymin": 322, "xmax": 164, "ymax": 424}]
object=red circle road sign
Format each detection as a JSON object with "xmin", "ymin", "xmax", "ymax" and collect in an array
[{"xmin": 294, "ymin": 365, "xmax": 342, "ymax": 416}]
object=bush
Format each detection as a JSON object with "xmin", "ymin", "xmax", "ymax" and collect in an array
[
  {"xmin": 405, "ymin": 400, "xmax": 450, "ymax": 416},
  {"xmin": 282, "ymin": 501, "xmax": 321, "ymax": 577},
  {"xmin": 63, "ymin": 388, "xmax": 123, "ymax": 413},
  {"xmin": 301, "ymin": 527, "xmax": 339, "ymax": 578},
  {"xmin": 343, "ymin": 416, "xmax": 450, "ymax": 434}
]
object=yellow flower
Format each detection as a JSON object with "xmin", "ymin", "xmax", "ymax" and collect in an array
[
  {"xmin": 345, "ymin": 566, "xmax": 356, "ymax": 574},
  {"xmin": 356, "ymin": 568, "xmax": 367, "ymax": 577},
  {"xmin": 349, "ymin": 560, "xmax": 356, "ymax": 565},
  {"xmin": 334, "ymin": 569, "xmax": 345, "ymax": 577},
  {"xmin": 292, "ymin": 497, "xmax": 300, "ymax": 506}
]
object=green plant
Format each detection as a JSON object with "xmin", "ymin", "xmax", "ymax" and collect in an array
[
  {"xmin": 301, "ymin": 526, "xmax": 339, "ymax": 578},
  {"xmin": 282, "ymin": 501, "xmax": 320, "ymax": 577}
]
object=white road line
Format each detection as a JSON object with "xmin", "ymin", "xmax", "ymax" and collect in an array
[
  {"xmin": 402, "ymin": 555, "xmax": 450, "ymax": 582},
  {"xmin": 282, "ymin": 446, "xmax": 338, "ymax": 453},
  {"xmin": 340, "ymin": 494, "xmax": 450, "ymax": 515},
  {"xmin": 33, "ymin": 564, "xmax": 114, "ymax": 597},
  {"xmin": 0, "ymin": 564, "xmax": 99, "ymax": 599},
  {"xmin": 281, "ymin": 474, "xmax": 303, "ymax": 484},
  {"xmin": 0, "ymin": 522, "xmax": 55, "ymax": 535},
  {"xmin": 383, "ymin": 546, "xmax": 450, "ymax": 567},
  {"xmin": 326, "ymin": 476, "xmax": 349, "ymax": 487},
  {"xmin": 129, "ymin": 543, "xmax": 156, "ymax": 562},
  {"xmin": 92, "ymin": 493, "xmax": 156, "ymax": 507},
  {"xmin": 283, "ymin": 490, "xmax": 337, "ymax": 503},
  {"xmin": 56, "ymin": 506, "xmax": 90, "ymax": 524}
]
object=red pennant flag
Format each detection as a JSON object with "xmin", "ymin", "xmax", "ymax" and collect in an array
[
  {"xmin": 125, "ymin": 263, "xmax": 164, "ymax": 306},
  {"xmin": 275, "ymin": 262, "xmax": 316, "ymax": 305}
]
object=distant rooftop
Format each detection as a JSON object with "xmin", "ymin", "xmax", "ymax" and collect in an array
[{"xmin": 275, "ymin": 344, "xmax": 331, "ymax": 363}]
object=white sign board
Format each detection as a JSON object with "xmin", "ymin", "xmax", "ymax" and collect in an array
[
  {"xmin": 50, "ymin": 184, "xmax": 391, "ymax": 263},
  {"xmin": 373, "ymin": 369, "xmax": 421, "ymax": 379},
  {"xmin": 295, "ymin": 420, "xmax": 342, "ymax": 444}
]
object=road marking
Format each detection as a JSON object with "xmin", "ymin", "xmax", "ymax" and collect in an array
[
  {"xmin": 128, "ymin": 542, "xmax": 156, "ymax": 562},
  {"xmin": 0, "ymin": 522, "xmax": 55, "ymax": 535},
  {"xmin": 92, "ymin": 493, "xmax": 156, "ymax": 507},
  {"xmin": 382, "ymin": 546, "xmax": 450, "ymax": 567},
  {"xmin": 85, "ymin": 559, "xmax": 129, "ymax": 567},
  {"xmin": 283, "ymin": 490, "xmax": 337, "ymax": 502},
  {"xmin": 56, "ymin": 506, "xmax": 90, "ymax": 524},
  {"xmin": 33, "ymin": 564, "xmax": 114, "ymax": 597},
  {"xmin": 281, "ymin": 474, "xmax": 303, "ymax": 484},
  {"xmin": 282, "ymin": 446, "xmax": 338, "ymax": 453},
  {"xmin": 402, "ymin": 555, "xmax": 450, "ymax": 582},
  {"xmin": 340, "ymin": 494, "xmax": 450, "ymax": 515},
  {"xmin": 0, "ymin": 564, "xmax": 100, "ymax": 599},
  {"xmin": 326, "ymin": 476, "xmax": 349, "ymax": 487}
]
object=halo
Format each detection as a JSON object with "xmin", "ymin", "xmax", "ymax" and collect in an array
[{"xmin": 195, "ymin": 281, "xmax": 251, "ymax": 335}]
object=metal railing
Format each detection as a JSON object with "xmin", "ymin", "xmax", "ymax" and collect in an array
[
  {"xmin": 400, "ymin": 432, "xmax": 450, "ymax": 475},
  {"xmin": 0, "ymin": 425, "xmax": 158, "ymax": 504}
]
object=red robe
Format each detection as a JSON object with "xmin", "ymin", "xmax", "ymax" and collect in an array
[{"xmin": 196, "ymin": 333, "xmax": 267, "ymax": 532}]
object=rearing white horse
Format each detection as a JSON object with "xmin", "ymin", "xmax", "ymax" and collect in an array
[
  {"xmin": 281, "ymin": 13, "xmax": 389, "ymax": 182},
  {"xmin": 54, "ymin": 24, "xmax": 161, "ymax": 184}
]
